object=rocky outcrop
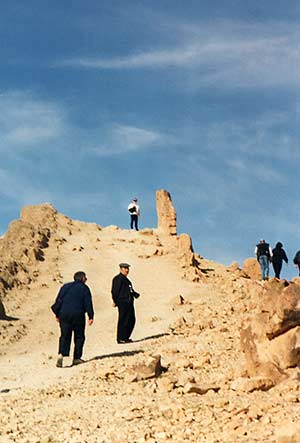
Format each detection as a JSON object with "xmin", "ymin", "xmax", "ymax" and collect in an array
[
  {"xmin": 240, "ymin": 279, "xmax": 300, "ymax": 383},
  {"xmin": 0, "ymin": 218, "xmax": 51, "ymax": 298},
  {"xmin": 242, "ymin": 257, "xmax": 261, "ymax": 279},
  {"xmin": 156, "ymin": 190, "xmax": 177, "ymax": 236}
]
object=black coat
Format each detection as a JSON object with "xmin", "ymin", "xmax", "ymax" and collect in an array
[
  {"xmin": 51, "ymin": 281, "xmax": 94, "ymax": 320},
  {"xmin": 111, "ymin": 273, "xmax": 135, "ymax": 305},
  {"xmin": 272, "ymin": 247, "xmax": 288, "ymax": 265}
]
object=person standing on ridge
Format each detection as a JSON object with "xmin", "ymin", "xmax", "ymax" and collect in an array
[
  {"xmin": 272, "ymin": 242, "xmax": 288, "ymax": 279},
  {"xmin": 51, "ymin": 271, "xmax": 94, "ymax": 368},
  {"xmin": 111, "ymin": 263, "xmax": 140, "ymax": 344},
  {"xmin": 255, "ymin": 239, "xmax": 272, "ymax": 281},
  {"xmin": 128, "ymin": 197, "xmax": 140, "ymax": 231},
  {"xmin": 293, "ymin": 250, "xmax": 300, "ymax": 276}
]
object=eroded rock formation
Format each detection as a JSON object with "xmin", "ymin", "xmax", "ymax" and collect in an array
[{"xmin": 156, "ymin": 189, "xmax": 177, "ymax": 236}]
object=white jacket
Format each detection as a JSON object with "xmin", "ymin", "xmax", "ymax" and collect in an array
[{"xmin": 128, "ymin": 202, "xmax": 140, "ymax": 216}]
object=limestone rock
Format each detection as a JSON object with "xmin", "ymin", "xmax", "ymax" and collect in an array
[
  {"xmin": 130, "ymin": 355, "xmax": 164, "ymax": 381},
  {"xmin": 21, "ymin": 203, "xmax": 57, "ymax": 229},
  {"xmin": 240, "ymin": 279, "xmax": 300, "ymax": 384},
  {"xmin": 227, "ymin": 261, "xmax": 239, "ymax": 272},
  {"xmin": 184, "ymin": 382, "xmax": 220, "ymax": 395},
  {"xmin": 230, "ymin": 376, "xmax": 274, "ymax": 392},
  {"xmin": 177, "ymin": 233, "xmax": 195, "ymax": 268},
  {"xmin": 276, "ymin": 424, "xmax": 300, "ymax": 443},
  {"xmin": 242, "ymin": 257, "xmax": 261, "ymax": 280},
  {"xmin": 156, "ymin": 190, "xmax": 177, "ymax": 236}
]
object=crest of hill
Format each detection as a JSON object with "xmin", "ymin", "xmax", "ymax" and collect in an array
[
  {"xmin": 2, "ymin": 193, "xmax": 300, "ymax": 441},
  {"xmin": 0, "ymin": 190, "xmax": 263, "ymax": 315}
]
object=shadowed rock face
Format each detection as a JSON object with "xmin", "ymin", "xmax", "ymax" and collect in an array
[
  {"xmin": 156, "ymin": 190, "xmax": 177, "ymax": 236},
  {"xmin": 240, "ymin": 279, "xmax": 300, "ymax": 382}
]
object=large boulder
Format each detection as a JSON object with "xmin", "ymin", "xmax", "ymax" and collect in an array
[
  {"xmin": 156, "ymin": 190, "xmax": 177, "ymax": 236},
  {"xmin": 240, "ymin": 280, "xmax": 300, "ymax": 382}
]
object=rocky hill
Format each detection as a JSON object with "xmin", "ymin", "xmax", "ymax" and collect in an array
[{"xmin": 0, "ymin": 190, "xmax": 300, "ymax": 443}]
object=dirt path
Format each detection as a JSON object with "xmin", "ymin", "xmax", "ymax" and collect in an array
[{"xmin": 0, "ymin": 225, "xmax": 197, "ymax": 392}]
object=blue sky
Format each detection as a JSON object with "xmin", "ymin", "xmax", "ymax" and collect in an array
[{"xmin": 1, "ymin": 1, "xmax": 300, "ymax": 279}]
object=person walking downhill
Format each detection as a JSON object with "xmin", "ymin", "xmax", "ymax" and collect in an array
[
  {"xmin": 51, "ymin": 271, "xmax": 94, "ymax": 368},
  {"xmin": 111, "ymin": 263, "xmax": 140, "ymax": 344},
  {"xmin": 272, "ymin": 242, "xmax": 288, "ymax": 279},
  {"xmin": 128, "ymin": 197, "xmax": 140, "ymax": 231},
  {"xmin": 255, "ymin": 239, "xmax": 272, "ymax": 281}
]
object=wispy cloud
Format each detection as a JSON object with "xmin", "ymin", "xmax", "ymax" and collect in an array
[
  {"xmin": 227, "ymin": 158, "xmax": 284, "ymax": 184},
  {"xmin": 0, "ymin": 91, "xmax": 65, "ymax": 150},
  {"xmin": 90, "ymin": 123, "xmax": 170, "ymax": 156},
  {"xmin": 59, "ymin": 22, "xmax": 300, "ymax": 89}
]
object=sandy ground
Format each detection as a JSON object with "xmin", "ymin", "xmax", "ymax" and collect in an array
[{"xmin": 0, "ymin": 224, "xmax": 197, "ymax": 392}]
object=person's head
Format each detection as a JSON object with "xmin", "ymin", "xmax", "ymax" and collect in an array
[
  {"xmin": 73, "ymin": 271, "xmax": 87, "ymax": 283},
  {"xmin": 259, "ymin": 239, "xmax": 265, "ymax": 244},
  {"xmin": 119, "ymin": 263, "xmax": 130, "ymax": 276},
  {"xmin": 133, "ymin": 197, "xmax": 138, "ymax": 203},
  {"xmin": 276, "ymin": 242, "xmax": 283, "ymax": 249}
]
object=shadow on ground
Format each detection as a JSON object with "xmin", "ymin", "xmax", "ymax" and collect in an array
[{"xmin": 132, "ymin": 332, "xmax": 169, "ymax": 343}]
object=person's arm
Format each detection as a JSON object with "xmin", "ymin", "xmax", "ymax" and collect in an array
[
  {"xmin": 111, "ymin": 275, "xmax": 122, "ymax": 305},
  {"xmin": 283, "ymin": 250, "xmax": 288, "ymax": 264},
  {"xmin": 269, "ymin": 246, "xmax": 273, "ymax": 258},
  {"xmin": 254, "ymin": 246, "xmax": 258, "ymax": 255},
  {"xmin": 84, "ymin": 286, "xmax": 94, "ymax": 321},
  {"xmin": 51, "ymin": 285, "xmax": 66, "ymax": 318}
]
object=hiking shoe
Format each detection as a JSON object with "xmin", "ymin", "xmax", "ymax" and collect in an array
[
  {"xmin": 117, "ymin": 339, "xmax": 133, "ymax": 344},
  {"xmin": 56, "ymin": 355, "xmax": 63, "ymax": 368},
  {"xmin": 72, "ymin": 358, "xmax": 85, "ymax": 366}
]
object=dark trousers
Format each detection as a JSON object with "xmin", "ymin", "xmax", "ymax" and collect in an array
[
  {"xmin": 117, "ymin": 301, "xmax": 135, "ymax": 341},
  {"xmin": 272, "ymin": 261, "xmax": 282, "ymax": 279},
  {"xmin": 59, "ymin": 315, "xmax": 85, "ymax": 359},
  {"xmin": 130, "ymin": 214, "xmax": 138, "ymax": 230}
]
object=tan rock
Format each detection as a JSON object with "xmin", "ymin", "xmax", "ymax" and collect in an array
[
  {"xmin": 230, "ymin": 376, "xmax": 274, "ymax": 392},
  {"xmin": 130, "ymin": 355, "xmax": 164, "ymax": 381},
  {"xmin": 184, "ymin": 382, "xmax": 220, "ymax": 395},
  {"xmin": 242, "ymin": 257, "xmax": 261, "ymax": 280},
  {"xmin": 156, "ymin": 189, "xmax": 177, "ymax": 236},
  {"xmin": 227, "ymin": 261, "xmax": 240, "ymax": 272},
  {"xmin": 276, "ymin": 423, "xmax": 300, "ymax": 443}
]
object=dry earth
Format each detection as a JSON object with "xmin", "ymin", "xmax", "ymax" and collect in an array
[{"xmin": 0, "ymin": 200, "xmax": 300, "ymax": 443}]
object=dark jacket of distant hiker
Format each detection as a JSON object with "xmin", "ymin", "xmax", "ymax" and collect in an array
[
  {"xmin": 272, "ymin": 242, "xmax": 288, "ymax": 265},
  {"xmin": 256, "ymin": 242, "xmax": 271, "ymax": 261},
  {"xmin": 51, "ymin": 281, "xmax": 94, "ymax": 321},
  {"xmin": 272, "ymin": 242, "xmax": 288, "ymax": 279},
  {"xmin": 111, "ymin": 273, "xmax": 135, "ymax": 305}
]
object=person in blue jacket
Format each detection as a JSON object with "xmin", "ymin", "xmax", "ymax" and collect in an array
[{"xmin": 51, "ymin": 271, "xmax": 94, "ymax": 368}]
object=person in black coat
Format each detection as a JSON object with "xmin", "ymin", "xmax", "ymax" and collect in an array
[
  {"xmin": 51, "ymin": 271, "xmax": 94, "ymax": 368},
  {"xmin": 272, "ymin": 242, "xmax": 288, "ymax": 279},
  {"xmin": 111, "ymin": 263, "xmax": 140, "ymax": 344}
]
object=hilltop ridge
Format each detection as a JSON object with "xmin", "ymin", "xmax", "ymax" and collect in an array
[{"xmin": 1, "ymin": 191, "xmax": 300, "ymax": 442}]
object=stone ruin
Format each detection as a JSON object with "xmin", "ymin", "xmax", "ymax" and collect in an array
[
  {"xmin": 155, "ymin": 189, "xmax": 203, "ymax": 281},
  {"xmin": 156, "ymin": 189, "xmax": 177, "ymax": 236}
]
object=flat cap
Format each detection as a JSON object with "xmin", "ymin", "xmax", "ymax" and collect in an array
[{"xmin": 119, "ymin": 262, "xmax": 130, "ymax": 268}]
